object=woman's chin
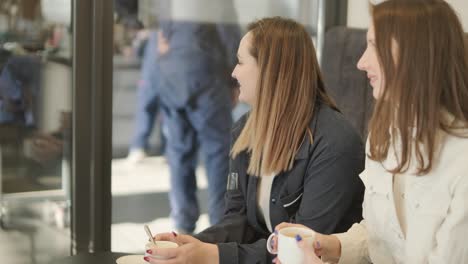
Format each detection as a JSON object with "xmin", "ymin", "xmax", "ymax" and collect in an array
[{"xmin": 238, "ymin": 95, "xmax": 252, "ymax": 106}]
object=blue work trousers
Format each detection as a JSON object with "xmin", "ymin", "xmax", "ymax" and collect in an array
[
  {"xmin": 162, "ymin": 88, "xmax": 231, "ymax": 233},
  {"xmin": 130, "ymin": 82, "xmax": 162, "ymax": 151},
  {"xmin": 130, "ymin": 31, "xmax": 165, "ymax": 152}
]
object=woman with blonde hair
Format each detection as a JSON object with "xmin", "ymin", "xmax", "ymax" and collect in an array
[
  {"xmin": 145, "ymin": 17, "xmax": 365, "ymax": 264},
  {"xmin": 274, "ymin": 0, "xmax": 468, "ymax": 263}
]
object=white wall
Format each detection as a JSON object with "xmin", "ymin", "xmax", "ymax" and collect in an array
[
  {"xmin": 169, "ymin": 0, "xmax": 301, "ymax": 25},
  {"xmin": 41, "ymin": 0, "xmax": 71, "ymax": 25},
  {"xmin": 347, "ymin": 0, "xmax": 468, "ymax": 31}
]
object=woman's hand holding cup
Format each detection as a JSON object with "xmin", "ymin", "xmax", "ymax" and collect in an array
[
  {"xmin": 144, "ymin": 232, "xmax": 179, "ymax": 262},
  {"xmin": 269, "ymin": 222, "xmax": 341, "ymax": 264},
  {"xmin": 144, "ymin": 232, "xmax": 219, "ymax": 264}
]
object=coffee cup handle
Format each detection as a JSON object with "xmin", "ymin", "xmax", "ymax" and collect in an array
[{"xmin": 266, "ymin": 233, "xmax": 278, "ymax": 254}]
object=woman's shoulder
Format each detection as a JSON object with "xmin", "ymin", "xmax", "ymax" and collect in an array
[
  {"xmin": 438, "ymin": 130, "xmax": 468, "ymax": 167},
  {"xmin": 311, "ymin": 104, "xmax": 364, "ymax": 155}
]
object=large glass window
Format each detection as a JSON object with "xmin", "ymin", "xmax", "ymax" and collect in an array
[{"xmin": 0, "ymin": 0, "xmax": 73, "ymax": 263}]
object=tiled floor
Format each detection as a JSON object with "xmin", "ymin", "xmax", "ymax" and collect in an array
[{"xmin": 0, "ymin": 156, "xmax": 210, "ymax": 263}]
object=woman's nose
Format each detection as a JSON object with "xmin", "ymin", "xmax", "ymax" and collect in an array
[
  {"xmin": 231, "ymin": 66, "xmax": 237, "ymax": 78},
  {"xmin": 357, "ymin": 54, "xmax": 367, "ymax": 71}
]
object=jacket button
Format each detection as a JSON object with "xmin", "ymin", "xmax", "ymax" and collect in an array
[{"xmin": 271, "ymin": 198, "xmax": 276, "ymax": 204}]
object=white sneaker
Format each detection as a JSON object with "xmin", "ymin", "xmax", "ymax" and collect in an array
[{"xmin": 126, "ymin": 149, "xmax": 147, "ymax": 164}]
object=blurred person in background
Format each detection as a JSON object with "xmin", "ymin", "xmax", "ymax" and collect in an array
[
  {"xmin": 127, "ymin": 29, "xmax": 167, "ymax": 163},
  {"xmin": 154, "ymin": 0, "xmax": 241, "ymax": 234},
  {"xmin": 114, "ymin": 0, "xmax": 167, "ymax": 162}
]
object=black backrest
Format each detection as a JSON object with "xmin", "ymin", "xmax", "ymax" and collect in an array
[{"xmin": 321, "ymin": 26, "xmax": 374, "ymax": 140}]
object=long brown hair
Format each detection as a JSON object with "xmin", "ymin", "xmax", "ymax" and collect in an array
[
  {"xmin": 231, "ymin": 17, "xmax": 337, "ymax": 177},
  {"xmin": 368, "ymin": 0, "xmax": 468, "ymax": 175}
]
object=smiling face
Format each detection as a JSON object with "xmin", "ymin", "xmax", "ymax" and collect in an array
[
  {"xmin": 231, "ymin": 31, "xmax": 260, "ymax": 106},
  {"xmin": 357, "ymin": 23, "xmax": 385, "ymax": 99}
]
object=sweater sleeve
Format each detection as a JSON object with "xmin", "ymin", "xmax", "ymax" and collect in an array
[
  {"xmin": 425, "ymin": 174, "xmax": 468, "ymax": 263},
  {"xmin": 335, "ymin": 221, "xmax": 371, "ymax": 264}
]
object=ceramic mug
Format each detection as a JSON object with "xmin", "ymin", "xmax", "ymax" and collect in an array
[{"xmin": 266, "ymin": 227, "xmax": 316, "ymax": 264}]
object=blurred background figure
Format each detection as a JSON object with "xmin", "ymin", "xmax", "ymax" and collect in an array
[
  {"xmin": 114, "ymin": 0, "xmax": 143, "ymax": 31},
  {"xmin": 0, "ymin": 55, "xmax": 40, "ymax": 127},
  {"xmin": 0, "ymin": 51, "xmax": 71, "ymax": 208},
  {"xmin": 114, "ymin": 0, "xmax": 167, "ymax": 163},
  {"xmin": 155, "ymin": 0, "xmax": 241, "ymax": 233},
  {"xmin": 126, "ymin": 30, "xmax": 167, "ymax": 163}
]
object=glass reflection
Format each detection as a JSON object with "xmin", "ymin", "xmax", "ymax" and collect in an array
[{"xmin": 0, "ymin": 0, "xmax": 72, "ymax": 263}]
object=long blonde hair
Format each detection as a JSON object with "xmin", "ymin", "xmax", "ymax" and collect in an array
[{"xmin": 231, "ymin": 17, "xmax": 337, "ymax": 176}]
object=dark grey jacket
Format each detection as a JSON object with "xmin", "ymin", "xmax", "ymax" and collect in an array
[{"xmin": 196, "ymin": 104, "xmax": 365, "ymax": 264}]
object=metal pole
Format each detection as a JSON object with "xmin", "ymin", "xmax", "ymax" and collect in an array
[
  {"xmin": 72, "ymin": 0, "xmax": 113, "ymax": 254},
  {"xmin": 316, "ymin": 0, "xmax": 326, "ymax": 64}
]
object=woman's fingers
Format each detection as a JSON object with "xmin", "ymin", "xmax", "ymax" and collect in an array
[
  {"xmin": 271, "ymin": 235, "xmax": 278, "ymax": 252},
  {"xmin": 151, "ymin": 247, "xmax": 179, "ymax": 259},
  {"xmin": 174, "ymin": 234, "xmax": 198, "ymax": 245},
  {"xmin": 153, "ymin": 232, "xmax": 177, "ymax": 242},
  {"xmin": 297, "ymin": 240, "xmax": 323, "ymax": 264}
]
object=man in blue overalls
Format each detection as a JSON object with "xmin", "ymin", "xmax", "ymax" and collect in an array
[
  {"xmin": 128, "ymin": 30, "xmax": 166, "ymax": 161},
  {"xmin": 155, "ymin": 1, "xmax": 241, "ymax": 233}
]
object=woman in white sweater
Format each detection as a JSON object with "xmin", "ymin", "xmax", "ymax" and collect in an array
[{"xmin": 274, "ymin": 0, "xmax": 468, "ymax": 263}]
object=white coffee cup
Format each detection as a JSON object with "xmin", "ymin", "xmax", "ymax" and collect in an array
[
  {"xmin": 266, "ymin": 227, "xmax": 316, "ymax": 264},
  {"xmin": 144, "ymin": 241, "xmax": 179, "ymax": 260}
]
